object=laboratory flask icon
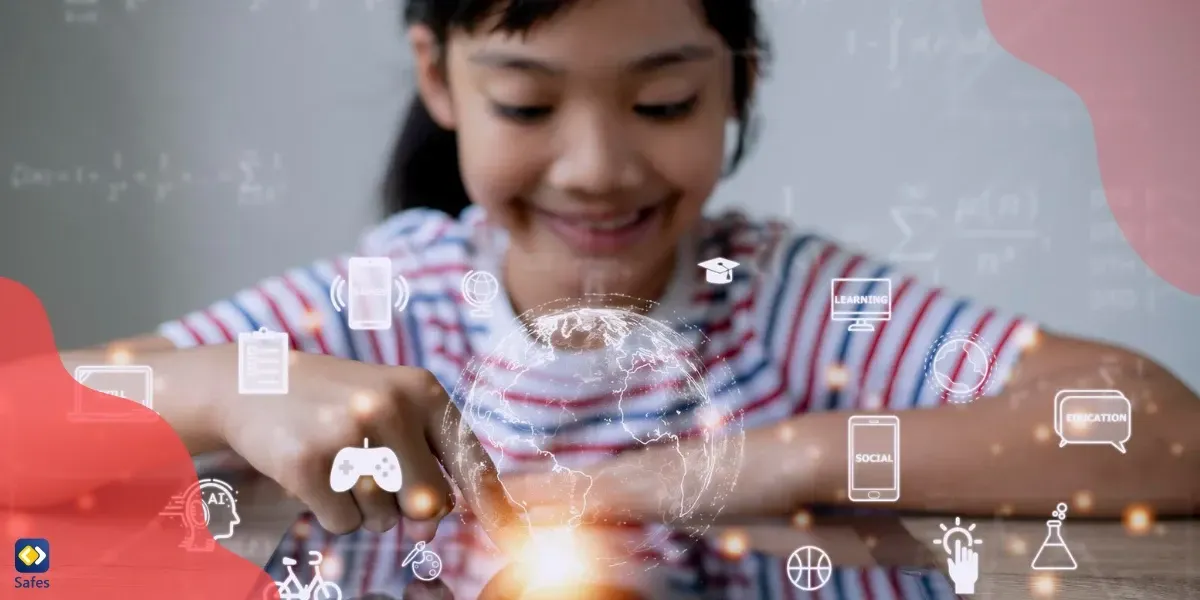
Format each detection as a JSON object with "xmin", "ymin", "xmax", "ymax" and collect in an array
[{"xmin": 1031, "ymin": 503, "xmax": 1078, "ymax": 571}]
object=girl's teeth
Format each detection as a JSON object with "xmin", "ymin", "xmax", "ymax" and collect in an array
[{"xmin": 585, "ymin": 212, "xmax": 642, "ymax": 230}]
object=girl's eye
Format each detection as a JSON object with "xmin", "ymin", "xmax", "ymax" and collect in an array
[
  {"xmin": 635, "ymin": 95, "xmax": 699, "ymax": 120},
  {"xmin": 492, "ymin": 103, "xmax": 553, "ymax": 123}
]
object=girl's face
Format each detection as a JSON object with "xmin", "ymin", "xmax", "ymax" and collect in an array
[{"xmin": 414, "ymin": 0, "xmax": 737, "ymax": 300}]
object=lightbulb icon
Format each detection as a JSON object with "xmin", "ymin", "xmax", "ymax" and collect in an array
[{"xmin": 934, "ymin": 516, "xmax": 982, "ymax": 554}]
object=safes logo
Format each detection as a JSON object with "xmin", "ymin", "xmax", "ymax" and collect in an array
[{"xmin": 14, "ymin": 538, "xmax": 50, "ymax": 590}]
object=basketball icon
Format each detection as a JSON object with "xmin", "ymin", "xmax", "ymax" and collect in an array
[{"xmin": 787, "ymin": 545, "xmax": 832, "ymax": 591}]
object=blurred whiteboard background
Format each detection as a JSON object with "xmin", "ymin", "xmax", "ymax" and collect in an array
[{"xmin": 0, "ymin": 0, "xmax": 1195, "ymax": 389}]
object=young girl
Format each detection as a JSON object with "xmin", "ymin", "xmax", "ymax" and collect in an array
[{"xmin": 59, "ymin": 0, "xmax": 1199, "ymax": 598}]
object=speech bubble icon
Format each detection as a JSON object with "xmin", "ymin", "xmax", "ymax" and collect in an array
[{"xmin": 1053, "ymin": 390, "xmax": 1132, "ymax": 453}]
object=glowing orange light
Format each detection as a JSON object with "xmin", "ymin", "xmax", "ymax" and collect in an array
[
  {"xmin": 777, "ymin": 424, "xmax": 795, "ymax": 443},
  {"xmin": 1123, "ymin": 503, "xmax": 1154, "ymax": 536},
  {"xmin": 699, "ymin": 407, "xmax": 725, "ymax": 430},
  {"xmin": 106, "ymin": 346, "xmax": 132, "ymax": 365},
  {"xmin": 1033, "ymin": 424, "xmax": 1052, "ymax": 443},
  {"xmin": 1072, "ymin": 491, "xmax": 1094, "ymax": 513},
  {"xmin": 1170, "ymin": 442, "xmax": 1184, "ymax": 456},
  {"xmin": 1145, "ymin": 402, "xmax": 1158, "ymax": 415},
  {"xmin": 1016, "ymin": 325, "xmax": 1040, "ymax": 350},
  {"xmin": 317, "ymin": 406, "xmax": 336, "ymax": 425},
  {"xmin": 990, "ymin": 443, "xmax": 1003, "ymax": 456},
  {"xmin": 718, "ymin": 529, "xmax": 749, "ymax": 560},
  {"xmin": 863, "ymin": 535, "xmax": 877, "ymax": 549},
  {"xmin": 825, "ymin": 364, "xmax": 849, "ymax": 390},
  {"xmin": 861, "ymin": 392, "xmax": 885, "ymax": 411},
  {"xmin": 791, "ymin": 510, "xmax": 812, "ymax": 530},
  {"xmin": 407, "ymin": 487, "xmax": 437, "ymax": 519},
  {"xmin": 351, "ymin": 391, "xmax": 378, "ymax": 417},
  {"xmin": 321, "ymin": 554, "xmax": 344, "ymax": 580},
  {"xmin": 1005, "ymin": 536, "xmax": 1027, "ymax": 556},
  {"xmin": 292, "ymin": 519, "xmax": 312, "ymax": 539},
  {"xmin": 997, "ymin": 504, "xmax": 1015, "ymax": 517},
  {"xmin": 1030, "ymin": 573, "xmax": 1057, "ymax": 597},
  {"xmin": 517, "ymin": 527, "xmax": 589, "ymax": 590},
  {"xmin": 301, "ymin": 310, "xmax": 324, "ymax": 334},
  {"xmin": 1065, "ymin": 418, "xmax": 1091, "ymax": 435}
]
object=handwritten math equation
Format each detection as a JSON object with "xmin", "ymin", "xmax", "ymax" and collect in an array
[
  {"xmin": 846, "ymin": 19, "xmax": 996, "ymax": 73},
  {"xmin": 63, "ymin": 0, "xmax": 147, "ymax": 24},
  {"xmin": 249, "ymin": 0, "xmax": 388, "ymax": 11},
  {"xmin": 62, "ymin": 0, "xmax": 388, "ymax": 23},
  {"xmin": 9, "ymin": 150, "xmax": 287, "ymax": 206},
  {"xmin": 888, "ymin": 183, "xmax": 1050, "ymax": 278},
  {"xmin": 1087, "ymin": 188, "xmax": 1163, "ymax": 315}
]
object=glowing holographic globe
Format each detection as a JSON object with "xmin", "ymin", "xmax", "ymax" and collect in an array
[
  {"xmin": 445, "ymin": 295, "xmax": 744, "ymax": 567},
  {"xmin": 931, "ymin": 338, "xmax": 991, "ymax": 396}
]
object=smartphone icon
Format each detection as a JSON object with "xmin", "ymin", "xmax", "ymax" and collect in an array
[
  {"xmin": 348, "ymin": 256, "xmax": 393, "ymax": 331},
  {"xmin": 847, "ymin": 415, "xmax": 900, "ymax": 502}
]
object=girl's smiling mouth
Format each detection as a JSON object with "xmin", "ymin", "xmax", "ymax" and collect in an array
[{"xmin": 532, "ymin": 200, "xmax": 672, "ymax": 256}]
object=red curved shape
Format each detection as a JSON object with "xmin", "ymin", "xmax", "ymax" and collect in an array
[
  {"xmin": 0, "ymin": 278, "xmax": 274, "ymax": 599},
  {"xmin": 982, "ymin": 0, "xmax": 1200, "ymax": 295}
]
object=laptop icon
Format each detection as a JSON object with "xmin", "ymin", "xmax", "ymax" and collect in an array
[{"xmin": 71, "ymin": 365, "xmax": 156, "ymax": 422}]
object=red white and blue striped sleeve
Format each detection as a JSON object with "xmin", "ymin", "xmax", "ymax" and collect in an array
[{"xmin": 757, "ymin": 231, "xmax": 1039, "ymax": 414}]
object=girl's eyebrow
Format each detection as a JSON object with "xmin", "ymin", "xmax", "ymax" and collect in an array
[{"xmin": 468, "ymin": 43, "xmax": 716, "ymax": 75}]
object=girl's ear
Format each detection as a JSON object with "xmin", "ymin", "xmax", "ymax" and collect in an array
[{"xmin": 409, "ymin": 24, "xmax": 457, "ymax": 130}]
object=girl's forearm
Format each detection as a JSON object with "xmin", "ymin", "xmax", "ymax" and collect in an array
[
  {"xmin": 56, "ymin": 344, "xmax": 234, "ymax": 456},
  {"xmin": 773, "ymin": 355, "xmax": 1200, "ymax": 518},
  {"xmin": 0, "ymin": 344, "xmax": 235, "ymax": 508}
]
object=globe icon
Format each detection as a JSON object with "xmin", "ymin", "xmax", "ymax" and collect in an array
[
  {"xmin": 931, "ymin": 337, "xmax": 991, "ymax": 397},
  {"xmin": 787, "ymin": 546, "xmax": 832, "ymax": 591},
  {"xmin": 461, "ymin": 270, "xmax": 500, "ymax": 317},
  {"xmin": 446, "ymin": 296, "xmax": 744, "ymax": 567}
]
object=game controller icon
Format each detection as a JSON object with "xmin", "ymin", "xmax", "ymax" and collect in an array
[
  {"xmin": 401, "ymin": 541, "xmax": 443, "ymax": 582},
  {"xmin": 329, "ymin": 438, "xmax": 403, "ymax": 493}
]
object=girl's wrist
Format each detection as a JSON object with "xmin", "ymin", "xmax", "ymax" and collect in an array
[{"xmin": 156, "ymin": 343, "xmax": 239, "ymax": 455}]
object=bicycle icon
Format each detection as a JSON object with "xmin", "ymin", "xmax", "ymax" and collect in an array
[{"xmin": 264, "ymin": 551, "xmax": 343, "ymax": 600}]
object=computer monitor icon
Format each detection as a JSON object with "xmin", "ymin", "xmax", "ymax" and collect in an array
[
  {"xmin": 71, "ymin": 365, "xmax": 156, "ymax": 422},
  {"xmin": 830, "ymin": 278, "xmax": 893, "ymax": 332}
]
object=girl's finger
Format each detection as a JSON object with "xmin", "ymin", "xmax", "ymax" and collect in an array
[
  {"xmin": 403, "ymin": 579, "xmax": 455, "ymax": 600},
  {"xmin": 350, "ymin": 478, "xmax": 403, "ymax": 533},
  {"xmin": 426, "ymin": 399, "xmax": 525, "ymax": 553},
  {"xmin": 371, "ymin": 413, "xmax": 456, "ymax": 522},
  {"xmin": 288, "ymin": 451, "xmax": 365, "ymax": 535}
]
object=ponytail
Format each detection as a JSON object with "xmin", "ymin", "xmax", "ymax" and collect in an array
[{"xmin": 380, "ymin": 96, "xmax": 472, "ymax": 218}]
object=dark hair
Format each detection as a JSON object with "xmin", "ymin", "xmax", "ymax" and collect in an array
[{"xmin": 382, "ymin": 0, "xmax": 769, "ymax": 218}]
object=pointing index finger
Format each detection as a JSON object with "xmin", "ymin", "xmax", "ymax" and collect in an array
[{"xmin": 428, "ymin": 396, "xmax": 524, "ymax": 553}]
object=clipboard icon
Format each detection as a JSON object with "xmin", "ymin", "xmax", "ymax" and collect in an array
[{"xmin": 238, "ymin": 327, "xmax": 290, "ymax": 395}]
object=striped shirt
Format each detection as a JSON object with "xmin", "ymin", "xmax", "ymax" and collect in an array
[{"xmin": 160, "ymin": 206, "xmax": 1035, "ymax": 599}]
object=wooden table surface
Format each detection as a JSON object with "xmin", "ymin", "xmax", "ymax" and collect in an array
[
  {"xmin": 221, "ymin": 481, "xmax": 1199, "ymax": 600},
  {"xmin": 727, "ymin": 515, "xmax": 1199, "ymax": 599}
]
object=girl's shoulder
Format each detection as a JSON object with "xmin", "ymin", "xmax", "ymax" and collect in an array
[
  {"xmin": 357, "ymin": 207, "xmax": 483, "ymax": 257},
  {"xmin": 693, "ymin": 209, "xmax": 827, "ymax": 274}
]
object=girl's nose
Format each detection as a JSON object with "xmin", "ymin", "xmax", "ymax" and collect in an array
[{"xmin": 546, "ymin": 113, "xmax": 644, "ymax": 195}]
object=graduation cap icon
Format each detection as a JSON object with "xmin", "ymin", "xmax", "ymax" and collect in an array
[{"xmin": 697, "ymin": 257, "xmax": 740, "ymax": 285}]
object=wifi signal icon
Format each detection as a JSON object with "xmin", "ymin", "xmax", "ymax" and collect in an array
[{"xmin": 330, "ymin": 264, "xmax": 411, "ymax": 331}]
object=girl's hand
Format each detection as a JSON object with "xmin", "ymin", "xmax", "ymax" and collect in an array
[{"xmin": 211, "ymin": 349, "xmax": 519, "ymax": 547}]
